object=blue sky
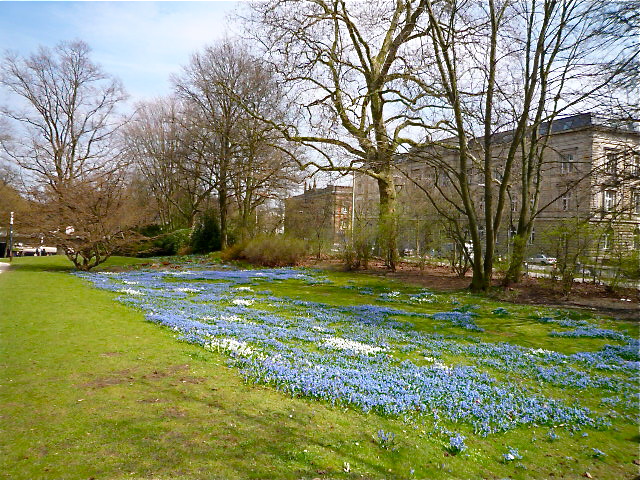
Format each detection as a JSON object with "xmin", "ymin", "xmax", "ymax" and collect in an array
[{"xmin": 0, "ymin": 1, "xmax": 242, "ymax": 105}]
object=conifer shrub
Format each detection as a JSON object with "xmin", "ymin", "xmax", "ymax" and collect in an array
[{"xmin": 190, "ymin": 211, "xmax": 221, "ymax": 254}]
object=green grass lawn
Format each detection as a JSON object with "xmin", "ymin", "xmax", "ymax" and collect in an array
[{"xmin": 1, "ymin": 255, "xmax": 638, "ymax": 480}]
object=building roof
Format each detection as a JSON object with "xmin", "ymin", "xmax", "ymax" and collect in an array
[{"xmin": 539, "ymin": 113, "xmax": 639, "ymax": 135}]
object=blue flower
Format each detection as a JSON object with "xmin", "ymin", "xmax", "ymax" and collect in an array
[
  {"xmin": 74, "ymin": 263, "xmax": 637, "ymax": 437},
  {"xmin": 502, "ymin": 447, "xmax": 522, "ymax": 462},
  {"xmin": 447, "ymin": 433, "xmax": 467, "ymax": 453}
]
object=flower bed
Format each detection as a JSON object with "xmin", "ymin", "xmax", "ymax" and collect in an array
[{"xmin": 76, "ymin": 265, "xmax": 639, "ymax": 436}]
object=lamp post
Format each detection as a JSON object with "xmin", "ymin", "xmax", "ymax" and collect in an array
[{"xmin": 9, "ymin": 211, "xmax": 14, "ymax": 262}]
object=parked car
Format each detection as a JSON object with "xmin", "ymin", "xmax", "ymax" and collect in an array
[{"xmin": 527, "ymin": 254, "xmax": 556, "ymax": 265}]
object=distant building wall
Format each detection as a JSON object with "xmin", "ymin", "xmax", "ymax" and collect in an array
[
  {"xmin": 353, "ymin": 113, "xmax": 640, "ymax": 259},
  {"xmin": 284, "ymin": 185, "xmax": 353, "ymax": 247}
]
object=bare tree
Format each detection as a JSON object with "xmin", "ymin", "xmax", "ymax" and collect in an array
[
  {"xmin": 243, "ymin": 0, "xmax": 435, "ymax": 270},
  {"xmin": 229, "ymin": 66, "xmax": 302, "ymax": 242},
  {"xmin": 416, "ymin": 0, "xmax": 636, "ymax": 290},
  {"xmin": 173, "ymin": 41, "xmax": 245, "ymax": 249},
  {"xmin": 125, "ymin": 97, "xmax": 216, "ymax": 229},
  {"xmin": 0, "ymin": 40, "xmax": 133, "ymax": 270},
  {"xmin": 174, "ymin": 40, "xmax": 299, "ymax": 247}
]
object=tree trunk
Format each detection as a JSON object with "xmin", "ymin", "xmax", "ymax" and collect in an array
[
  {"xmin": 219, "ymin": 188, "xmax": 228, "ymax": 250},
  {"xmin": 377, "ymin": 176, "xmax": 398, "ymax": 271},
  {"xmin": 504, "ymin": 231, "xmax": 528, "ymax": 285},
  {"xmin": 469, "ymin": 268, "xmax": 487, "ymax": 291}
]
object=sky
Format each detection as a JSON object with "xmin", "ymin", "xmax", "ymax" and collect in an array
[{"xmin": 0, "ymin": 1, "xmax": 243, "ymax": 105}]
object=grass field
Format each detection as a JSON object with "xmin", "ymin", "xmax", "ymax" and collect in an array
[{"xmin": 1, "ymin": 255, "xmax": 638, "ymax": 480}]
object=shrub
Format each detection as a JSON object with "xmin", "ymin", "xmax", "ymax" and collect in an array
[
  {"xmin": 191, "ymin": 211, "xmax": 221, "ymax": 254},
  {"xmin": 234, "ymin": 235, "xmax": 308, "ymax": 267},
  {"xmin": 342, "ymin": 224, "xmax": 374, "ymax": 270},
  {"xmin": 220, "ymin": 242, "xmax": 246, "ymax": 262}
]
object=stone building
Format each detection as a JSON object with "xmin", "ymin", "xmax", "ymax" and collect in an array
[
  {"xmin": 353, "ymin": 113, "xmax": 640, "ymax": 258},
  {"xmin": 284, "ymin": 184, "xmax": 353, "ymax": 250},
  {"xmin": 533, "ymin": 113, "xmax": 640, "ymax": 254}
]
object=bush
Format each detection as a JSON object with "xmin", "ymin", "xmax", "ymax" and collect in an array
[
  {"xmin": 141, "ymin": 229, "xmax": 191, "ymax": 257},
  {"xmin": 220, "ymin": 242, "xmax": 246, "ymax": 262},
  {"xmin": 617, "ymin": 252, "xmax": 640, "ymax": 280},
  {"xmin": 342, "ymin": 223, "xmax": 374, "ymax": 270},
  {"xmin": 227, "ymin": 235, "xmax": 308, "ymax": 267},
  {"xmin": 191, "ymin": 211, "xmax": 221, "ymax": 254}
]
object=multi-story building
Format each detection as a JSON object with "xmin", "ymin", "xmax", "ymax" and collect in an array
[
  {"xmin": 284, "ymin": 184, "xmax": 353, "ymax": 249},
  {"xmin": 352, "ymin": 113, "xmax": 640, "ymax": 258},
  {"xmin": 534, "ymin": 113, "xmax": 639, "ymax": 253}
]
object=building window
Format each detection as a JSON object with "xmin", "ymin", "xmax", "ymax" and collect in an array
[
  {"xmin": 603, "ymin": 190, "xmax": 616, "ymax": 212},
  {"xmin": 633, "ymin": 189, "xmax": 640, "ymax": 215},
  {"xmin": 632, "ymin": 155, "xmax": 640, "ymax": 176},
  {"xmin": 560, "ymin": 152, "xmax": 574, "ymax": 174},
  {"xmin": 511, "ymin": 195, "xmax": 518, "ymax": 212},
  {"xmin": 561, "ymin": 192, "xmax": 571, "ymax": 211},
  {"xmin": 634, "ymin": 227, "xmax": 640, "ymax": 250},
  {"xmin": 604, "ymin": 150, "xmax": 618, "ymax": 176},
  {"xmin": 602, "ymin": 228, "xmax": 614, "ymax": 251}
]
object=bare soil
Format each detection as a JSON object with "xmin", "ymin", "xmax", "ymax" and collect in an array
[{"xmin": 309, "ymin": 258, "xmax": 639, "ymax": 321}]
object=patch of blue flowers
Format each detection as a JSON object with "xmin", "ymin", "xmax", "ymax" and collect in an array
[
  {"xmin": 447, "ymin": 433, "xmax": 467, "ymax": 453},
  {"xmin": 502, "ymin": 446, "xmax": 523, "ymax": 462},
  {"xmin": 550, "ymin": 326, "xmax": 630, "ymax": 341},
  {"xmin": 432, "ymin": 311, "xmax": 484, "ymax": 332},
  {"xmin": 75, "ymin": 265, "xmax": 638, "ymax": 436}
]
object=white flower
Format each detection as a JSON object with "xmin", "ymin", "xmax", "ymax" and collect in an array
[
  {"xmin": 118, "ymin": 288, "xmax": 143, "ymax": 296},
  {"xmin": 321, "ymin": 336, "xmax": 385, "ymax": 355},
  {"xmin": 232, "ymin": 299, "xmax": 254, "ymax": 306},
  {"xmin": 169, "ymin": 271, "xmax": 195, "ymax": 277},
  {"xmin": 206, "ymin": 337, "xmax": 255, "ymax": 356},
  {"xmin": 175, "ymin": 287, "xmax": 200, "ymax": 293},
  {"xmin": 235, "ymin": 286, "xmax": 252, "ymax": 292},
  {"xmin": 122, "ymin": 280, "xmax": 139, "ymax": 285},
  {"xmin": 530, "ymin": 348, "xmax": 553, "ymax": 355},
  {"xmin": 431, "ymin": 362, "xmax": 451, "ymax": 371}
]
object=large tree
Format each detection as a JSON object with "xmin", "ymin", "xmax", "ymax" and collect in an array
[
  {"xmin": 416, "ymin": 0, "xmax": 635, "ymax": 290},
  {"xmin": 125, "ymin": 97, "xmax": 216, "ymax": 230},
  {"xmin": 173, "ymin": 40, "xmax": 299, "ymax": 247},
  {"xmin": 0, "ymin": 40, "xmax": 132, "ymax": 270},
  {"xmin": 244, "ymin": 0, "xmax": 435, "ymax": 270}
]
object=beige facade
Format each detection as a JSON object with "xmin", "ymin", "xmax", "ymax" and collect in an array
[
  {"xmin": 534, "ymin": 115, "xmax": 640, "ymax": 254},
  {"xmin": 353, "ymin": 113, "xmax": 640, "ymax": 257}
]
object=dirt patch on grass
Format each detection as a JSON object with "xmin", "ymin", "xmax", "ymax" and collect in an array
[
  {"xmin": 81, "ymin": 365, "xmax": 197, "ymax": 389},
  {"xmin": 99, "ymin": 351, "xmax": 122, "ymax": 357},
  {"xmin": 164, "ymin": 406, "xmax": 187, "ymax": 418},
  {"xmin": 311, "ymin": 258, "xmax": 639, "ymax": 321},
  {"xmin": 81, "ymin": 369, "xmax": 133, "ymax": 389}
]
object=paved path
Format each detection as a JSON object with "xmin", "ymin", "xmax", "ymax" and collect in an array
[{"xmin": 0, "ymin": 262, "xmax": 10, "ymax": 274}]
